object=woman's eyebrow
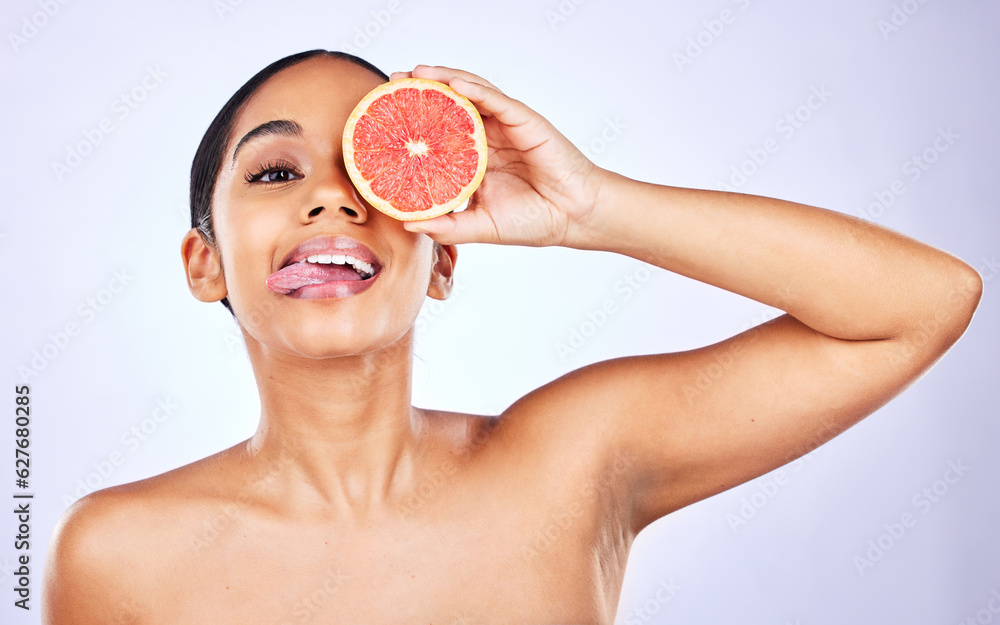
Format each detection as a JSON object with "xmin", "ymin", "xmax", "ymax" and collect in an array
[{"xmin": 231, "ymin": 119, "xmax": 303, "ymax": 162}]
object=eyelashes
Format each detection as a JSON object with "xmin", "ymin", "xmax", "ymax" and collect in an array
[{"xmin": 244, "ymin": 159, "xmax": 303, "ymax": 185}]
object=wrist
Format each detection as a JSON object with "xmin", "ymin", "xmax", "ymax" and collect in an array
[{"xmin": 561, "ymin": 167, "xmax": 628, "ymax": 252}]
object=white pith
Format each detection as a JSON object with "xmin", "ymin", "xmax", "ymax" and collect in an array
[{"xmin": 406, "ymin": 140, "xmax": 429, "ymax": 157}]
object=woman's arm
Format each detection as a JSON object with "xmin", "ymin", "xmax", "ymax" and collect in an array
[
  {"xmin": 556, "ymin": 174, "xmax": 982, "ymax": 530},
  {"xmin": 569, "ymin": 174, "xmax": 980, "ymax": 348},
  {"xmin": 394, "ymin": 65, "xmax": 983, "ymax": 534}
]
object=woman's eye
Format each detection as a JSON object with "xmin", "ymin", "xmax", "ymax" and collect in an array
[
  {"xmin": 245, "ymin": 161, "xmax": 303, "ymax": 185},
  {"xmin": 260, "ymin": 169, "xmax": 294, "ymax": 183}
]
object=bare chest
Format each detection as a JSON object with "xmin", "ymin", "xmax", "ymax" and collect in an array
[{"xmin": 132, "ymin": 485, "xmax": 625, "ymax": 624}]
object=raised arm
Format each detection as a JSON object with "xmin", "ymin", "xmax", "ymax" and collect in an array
[
  {"xmin": 392, "ymin": 65, "xmax": 983, "ymax": 534},
  {"xmin": 558, "ymin": 175, "xmax": 982, "ymax": 530}
]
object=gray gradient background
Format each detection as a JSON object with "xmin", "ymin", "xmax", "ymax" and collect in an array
[{"xmin": 2, "ymin": 0, "xmax": 998, "ymax": 623}]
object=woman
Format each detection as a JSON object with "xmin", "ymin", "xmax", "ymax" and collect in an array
[{"xmin": 42, "ymin": 49, "xmax": 982, "ymax": 623}]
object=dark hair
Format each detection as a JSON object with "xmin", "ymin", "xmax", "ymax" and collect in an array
[{"xmin": 189, "ymin": 50, "xmax": 389, "ymax": 315}]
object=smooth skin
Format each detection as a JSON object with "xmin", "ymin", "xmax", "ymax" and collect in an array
[{"xmin": 43, "ymin": 57, "xmax": 982, "ymax": 624}]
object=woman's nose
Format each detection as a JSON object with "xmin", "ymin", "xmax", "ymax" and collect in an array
[
  {"xmin": 299, "ymin": 167, "xmax": 368, "ymax": 224},
  {"xmin": 301, "ymin": 203, "xmax": 366, "ymax": 223}
]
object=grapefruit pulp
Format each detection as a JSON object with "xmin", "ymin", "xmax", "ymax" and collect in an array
[{"xmin": 343, "ymin": 77, "xmax": 488, "ymax": 221}]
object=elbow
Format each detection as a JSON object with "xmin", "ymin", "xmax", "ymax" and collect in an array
[
  {"xmin": 953, "ymin": 261, "xmax": 983, "ymax": 323},
  {"xmin": 935, "ymin": 260, "xmax": 983, "ymax": 344},
  {"xmin": 897, "ymin": 259, "xmax": 983, "ymax": 351}
]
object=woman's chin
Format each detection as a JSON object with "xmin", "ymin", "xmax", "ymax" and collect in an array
[{"xmin": 260, "ymin": 321, "xmax": 413, "ymax": 362}]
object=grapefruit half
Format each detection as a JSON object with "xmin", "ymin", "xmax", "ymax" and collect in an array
[{"xmin": 343, "ymin": 77, "xmax": 488, "ymax": 221}]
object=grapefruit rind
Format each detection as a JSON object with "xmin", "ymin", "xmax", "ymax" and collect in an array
[{"xmin": 343, "ymin": 77, "xmax": 488, "ymax": 222}]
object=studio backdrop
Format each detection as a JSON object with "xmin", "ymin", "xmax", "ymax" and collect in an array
[{"xmin": 2, "ymin": 1, "xmax": 998, "ymax": 624}]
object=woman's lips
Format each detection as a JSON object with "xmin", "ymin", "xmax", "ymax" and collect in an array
[
  {"xmin": 286, "ymin": 276, "xmax": 379, "ymax": 299},
  {"xmin": 267, "ymin": 234, "xmax": 384, "ymax": 299},
  {"xmin": 278, "ymin": 235, "xmax": 382, "ymax": 271},
  {"xmin": 266, "ymin": 262, "xmax": 379, "ymax": 298}
]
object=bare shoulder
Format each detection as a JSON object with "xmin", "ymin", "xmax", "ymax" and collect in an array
[
  {"xmin": 43, "ymin": 445, "xmax": 243, "ymax": 624},
  {"xmin": 443, "ymin": 364, "xmax": 639, "ymax": 488},
  {"xmin": 43, "ymin": 483, "xmax": 160, "ymax": 623},
  {"xmin": 488, "ymin": 362, "xmax": 630, "ymax": 459}
]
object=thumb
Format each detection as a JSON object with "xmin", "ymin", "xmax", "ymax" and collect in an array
[{"xmin": 402, "ymin": 206, "xmax": 500, "ymax": 245}]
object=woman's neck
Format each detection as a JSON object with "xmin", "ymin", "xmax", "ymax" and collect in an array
[{"xmin": 239, "ymin": 327, "xmax": 429, "ymax": 520}]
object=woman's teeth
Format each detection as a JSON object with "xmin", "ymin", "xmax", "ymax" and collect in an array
[{"xmin": 301, "ymin": 254, "xmax": 375, "ymax": 279}]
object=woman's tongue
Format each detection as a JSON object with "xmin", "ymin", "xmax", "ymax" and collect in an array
[{"xmin": 266, "ymin": 262, "xmax": 362, "ymax": 294}]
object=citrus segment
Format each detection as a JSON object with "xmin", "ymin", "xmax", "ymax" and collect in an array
[{"xmin": 343, "ymin": 78, "xmax": 488, "ymax": 221}]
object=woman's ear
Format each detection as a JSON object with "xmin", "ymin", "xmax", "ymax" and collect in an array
[
  {"xmin": 181, "ymin": 228, "xmax": 228, "ymax": 303},
  {"xmin": 427, "ymin": 242, "xmax": 458, "ymax": 301}
]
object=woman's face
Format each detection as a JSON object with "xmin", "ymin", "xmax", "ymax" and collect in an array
[{"xmin": 206, "ymin": 56, "xmax": 455, "ymax": 358}]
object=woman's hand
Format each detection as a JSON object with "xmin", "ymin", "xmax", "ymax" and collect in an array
[{"xmin": 388, "ymin": 65, "xmax": 609, "ymax": 248}]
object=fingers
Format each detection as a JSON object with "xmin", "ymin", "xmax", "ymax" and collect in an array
[
  {"xmin": 388, "ymin": 70, "xmax": 412, "ymax": 81},
  {"xmin": 408, "ymin": 64, "xmax": 501, "ymax": 92},
  {"xmin": 402, "ymin": 205, "xmax": 501, "ymax": 246},
  {"xmin": 392, "ymin": 65, "xmax": 534, "ymax": 128},
  {"xmin": 447, "ymin": 77, "xmax": 534, "ymax": 128}
]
